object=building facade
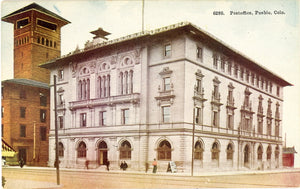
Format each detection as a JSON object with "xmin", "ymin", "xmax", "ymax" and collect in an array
[
  {"xmin": 41, "ymin": 22, "xmax": 291, "ymax": 172},
  {"xmin": 1, "ymin": 3, "xmax": 69, "ymax": 166}
]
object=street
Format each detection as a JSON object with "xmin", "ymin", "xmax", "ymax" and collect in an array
[{"xmin": 2, "ymin": 167, "xmax": 300, "ymax": 188}]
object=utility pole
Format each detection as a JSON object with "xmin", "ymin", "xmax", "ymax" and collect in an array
[
  {"xmin": 191, "ymin": 107, "xmax": 195, "ymax": 176},
  {"xmin": 33, "ymin": 121, "xmax": 36, "ymax": 161},
  {"xmin": 142, "ymin": 0, "xmax": 145, "ymax": 32},
  {"xmin": 54, "ymin": 75, "xmax": 60, "ymax": 185}
]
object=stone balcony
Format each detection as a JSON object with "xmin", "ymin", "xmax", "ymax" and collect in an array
[{"xmin": 69, "ymin": 93, "xmax": 140, "ymax": 110}]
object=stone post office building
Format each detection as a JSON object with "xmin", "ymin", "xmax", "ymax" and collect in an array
[{"xmin": 41, "ymin": 22, "xmax": 291, "ymax": 172}]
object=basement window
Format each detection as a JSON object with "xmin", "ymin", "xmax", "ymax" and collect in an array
[
  {"xmin": 37, "ymin": 19, "xmax": 57, "ymax": 31},
  {"xmin": 17, "ymin": 18, "xmax": 29, "ymax": 29}
]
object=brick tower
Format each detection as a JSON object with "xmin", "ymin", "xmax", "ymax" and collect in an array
[{"xmin": 2, "ymin": 3, "xmax": 70, "ymax": 84}]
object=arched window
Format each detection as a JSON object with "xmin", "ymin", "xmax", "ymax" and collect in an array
[
  {"xmin": 125, "ymin": 71, "xmax": 128, "ymax": 94},
  {"xmin": 103, "ymin": 76, "xmax": 107, "ymax": 97},
  {"xmin": 77, "ymin": 142, "xmax": 87, "ymax": 158},
  {"xmin": 157, "ymin": 140, "xmax": 171, "ymax": 160},
  {"xmin": 98, "ymin": 76, "xmax": 102, "ymax": 98},
  {"xmin": 257, "ymin": 145, "xmax": 263, "ymax": 160},
  {"xmin": 211, "ymin": 142, "xmax": 220, "ymax": 160},
  {"xmin": 226, "ymin": 143, "xmax": 233, "ymax": 160},
  {"xmin": 99, "ymin": 141, "xmax": 107, "ymax": 149},
  {"xmin": 194, "ymin": 141, "xmax": 203, "ymax": 160},
  {"xmin": 129, "ymin": 70, "xmax": 133, "ymax": 94},
  {"xmin": 107, "ymin": 75, "xmax": 110, "ymax": 97},
  {"xmin": 267, "ymin": 145, "xmax": 272, "ymax": 160},
  {"xmin": 78, "ymin": 80, "xmax": 82, "ymax": 99},
  {"xmin": 58, "ymin": 142, "xmax": 64, "ymax": 157},
  {"xmin": 120, "ymin": 72, "xmax": 123, "ymax": 95},
  {"xmin": 120, "ymin": 140, "xmax": 131, "ymax": 159}
]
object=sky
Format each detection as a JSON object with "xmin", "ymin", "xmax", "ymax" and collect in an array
[{"xmin": 1, "ymin": 0, "xmax": 300, "ymax": 167}]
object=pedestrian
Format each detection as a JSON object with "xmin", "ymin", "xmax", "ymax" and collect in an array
[
  {"xmin": 123, "ymin": 161, "xmax": 128, "ymax": 171},
  {"xmin": 145, "ymin": 162, "xmax": 149, "ymax": 173},
  {"xmin": 106, "ymin": 160, "xmax": 110, "ymax": 171},
  {"xmin": 152, "ymin": 158, "xmax": 157, "ymax": 173},
  {"xmin": 19, "ymin": 158, "xmax": 25, "ymax": 168},
  {"xmin": 120, "ymin": 161, "xmax": 124, "ymax": 170},
  {"xmin": 85, "ymin": 160, "xmax": 89, "ymax": 169}
]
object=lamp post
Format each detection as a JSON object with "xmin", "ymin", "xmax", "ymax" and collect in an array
[
  {"xmin": 33, "ymin": 121, "xmax": 36, "ymax": 162},
  {"xmin": 54, "ymin": 75, "xmax": 60, "ymax": 185}
]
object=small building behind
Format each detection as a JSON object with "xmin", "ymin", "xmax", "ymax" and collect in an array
[{"xmin": 282, "ymin": 146, "xmax": 297, "ymax": 167}]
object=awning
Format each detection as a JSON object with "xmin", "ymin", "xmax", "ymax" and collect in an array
[{"xmin": 2, "ymin": 139, "xmax": 16, "ymax": 157}]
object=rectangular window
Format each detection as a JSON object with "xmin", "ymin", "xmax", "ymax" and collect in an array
[
  {"xmin": 59, "ymin": 116, "xmax": 64, "ymax": 129},
  {"xmin": 213, "ymin": 111, "xmax": 218, "ymax": 127},
  {"xmin": 227, "ymin": 114, "xmax": 232, "ymax": 129},
  {"xmin": 20, "ymin": 124, "xmax": 26, "ymax": 137},
  {"xmin": 37, "ymin": 19, "xmax": 57, "ymax": 31},
  {"xmin": 196, "ymin": 46, "xmax": 203, "ymax": 60},
  {"xmin": 270, "ymin": 83, "xmax": 273, "ymax": 93},
  {"xmin": 227, "ymin": 62, "xmax": 232, "ymax": 75},
  {"xmin": 195, "ymin": 107, "xmax": 201, "ymax": 124},
  {"xmin": 58, "ymin": 94, "xmax": 64, "ymax": 105},
  {"xmin": 58, "ymin": 69, "xmax": 64, "ymax": 80},
  {"xmin": 164, "ymin": 77, "xmax": 171, "ymax": 91},
  {"xmin": 246, "ymin": 71, "xmax": 250, "ymax": 83},
  {"xmin": 40, "ymin": 109, "xmax": 46, "ymax": 122},
  {"xmin": 213, "ymin": 56, "xmax": 218, "ymax": 69},
  {"xmin": 1, "ymin": 106, "xmax": 3, "ymax": 118},
  {"xmin": 164, "ymin": 44, "xmax": 171, "ymax": 57},
  {"xmin": 40, "ymin": 93, "xmax": 47, "ymax": 106},
  {"xmin": 221, "ymin": 59, "xmax": 225, "ymax": 72},
  {"xmin": 258, "ymin": 119, "xmax": 263, "ymax": 134},
  {"xmin": 234, "ymin": 65, "xmax": 238, "ymax": 78},
  {"xmin": 213, "ymin": 85, "xmax": 219, "ymax": 99},
  {"xmin": 162, "ymin": 106, "xmax": 170, "ymax": 123},
  {"xmin": 251, "ymin": 73, "xmax": 255, "ymax": 85},
  {"xmin": 100, "ymin": 111, "xmax": 107, "ymax": 126},
  {"xmin": 20, "ymin": 89, "xmax": 26, "ymax": 99},
  {"xmin": 275, "ymin": 123, "xmax": 279, "ymax": 137},
  {"xmin": 80, "ymin": 113, "xmax": 87, "ymax": 127},
  {"xmin": 40, "ymin": 126, "xmax": 47, "ymax": 141},
  {"xmin": 122, "ymin": 109, "xmax": 129, "ymax": 124},
  {"xmin": 17, "ymin": 18, "xmax": 29, "ymax": 29},
  {"xmin": 20, "ymin": 107, "xmax": 26, "ymax": 118},
  {"xmin": 196, "ymin": 79, "xmax": 202, "ymax": 93},
  {"xmin": 240, "ymin": 68, "xmax": 244, "ymax": 80},
  {"xmin": 276, "ymin": 86, "xmax": 280, "ymax": 96},
  {"xmin": 1, "ymin": 124, "xmax": 3, "ymax": 137}
]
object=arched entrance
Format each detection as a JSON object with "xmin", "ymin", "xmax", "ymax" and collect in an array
[
  {"xmin": 244, "ymin": 145, "xmax": 250, "ymax": 168},
  {"xmin": 98, "ymin": 141, "xmax": 108, "ymax": 165}
]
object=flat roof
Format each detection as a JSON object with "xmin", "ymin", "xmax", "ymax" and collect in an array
[{"xmin": 40, "ymin": 22, "xmax": 291, "ymax": 86}]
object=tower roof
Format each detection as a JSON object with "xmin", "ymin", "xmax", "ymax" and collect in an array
[
  {"xmin": 2, "ymin": 2, "xmax": 70, "ymax": 24},
  {"xmin": 2, "ymin": 78, "xmax": 49, "ymax": 89}
]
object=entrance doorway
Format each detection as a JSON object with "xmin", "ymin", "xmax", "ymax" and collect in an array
[
  {"xmin": 19, "ymin": 148, "xmax": 27, "ymax": 163},
  {"xmin": 244, "ymin": 145, "xmax": 250, "ymax": 168},
  {"xmin": 98, "ymin": 141, "xmax": 108, "ymax": 165}
]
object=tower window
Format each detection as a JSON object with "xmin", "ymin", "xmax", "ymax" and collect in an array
[
  {"xmin": 37, "ymin": 19, "xmax": 57, "ymax": 31},
  {"xmin": 164, "ymin": 44, "xmax": 171, "ymax": 57},
  {"xmin": 17, "ymin": 18, "xmax": 29, "ymax": 29}
]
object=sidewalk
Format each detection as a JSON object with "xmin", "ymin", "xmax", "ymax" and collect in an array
[{"xmin": 3, "ymin": 166, "xmax": 300, "ymax": 189}]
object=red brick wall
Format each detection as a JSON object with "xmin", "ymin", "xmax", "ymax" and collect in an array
[
  {"xmin": 282, "ymin": 153, "xmax": 294, "ymax": 167},
  {"xmin": 1, "ymin": 82, "xmax": 50, "ymax": 166}
]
